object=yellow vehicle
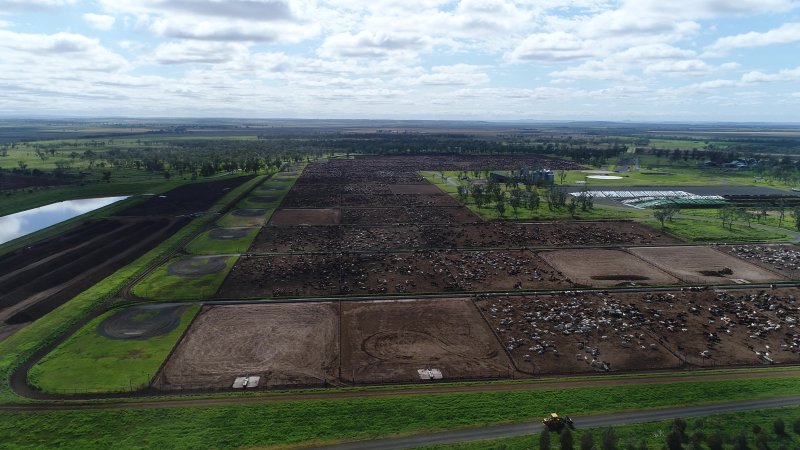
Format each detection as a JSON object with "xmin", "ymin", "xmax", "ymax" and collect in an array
[{"xmin": 542, "ymin": 413, "xmax": 574, "ymax": 431}]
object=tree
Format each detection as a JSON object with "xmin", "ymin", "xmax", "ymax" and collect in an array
[
  {"xmin": 793, "ymin": 417, "xmax": 800, "ymax": 434},
  {"xmin": 496, "ymin": 198, "xmax": 506, "ymax": 218},
  {"xmin": 601, "ymin": 428, "xmax": 618, "ymax": 450},
  {"xmin": 472, "ymin": 185, "xmax": 485, "ymax": 209},
  {"xmin": 457, "ymin": 185, "xmax": 469, "ymax": 204},
  {"xmin": 560, "ymin": 428, "xmax": 574, "ymax": 450},
  {"xmin": 558, "ymin": 169, "xmax": 568, "ymax": 184},
  {"xmin": 567, "ymin": 197, "xmax": 578, "ymax": 218},
  {"xmin": 777, "ymin": 199, "xmax": 786, "ymax": 227},
  {"xmin": 540, "ymin": 430, "xmax": 552, "ymax": 450},
  {"xmin": 580, "ymin": 432, "xmax": 595, "ymax": 450},
  {"xmin": 666, "ymin": 430, "xmax": 684, "ymax": 450},
  {"xmin": 102, "ymin": 171, "xmax": 112, "ymax": 183},
  {"xmin": 792, "ymin": 206, "xmax": 800, "ymax": 231},
  {"xmin": 706, "ymin": 432, "xmax": 724, "ymax": 450},
  {"xmin": 774, "ymin": 418, "xmax": 785, "ymax": 436},
  {"xmin": 718, "ymin": 206, "xmax": 737, "ymax": 230},
  {"xmin": 526, "ymin": 190, "xmax": 541, "ymax": 212},
  {"xmin": 732, "ymin": 432, "xmax": 749, "ymax": 450},
  {"xmin": 509, "ymin": 188, "xmax": 523, "ymax": 217},
  {"xmin": 737, "ymin": 207, "xmax": 756, "ymax": 228}
]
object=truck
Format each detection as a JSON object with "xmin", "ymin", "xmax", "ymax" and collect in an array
[{"xmin": 542, "ymin": 413, "xmax": 574, "ymax": 432}]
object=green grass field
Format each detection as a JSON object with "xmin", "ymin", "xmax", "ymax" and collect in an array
[
  {"xmin": 215, "ymin": 209, "xmax": 271, "ymax": 227},
  {"xmin": 647, "ymin": 218, "xmax": 794, "ymax": 243},
  {"xmin": 421, "ymin": 407, "xmax": 800, "ymax": 450},
  {"xmin": 421, "ymin": 172, "xmax": 649, "ymax": 221},
  {"xmin": 681, "ymin": 208, "xmax": 799, "ymax": 232},
  {"xmin": 131, "ymin": 256, "xmax": 237, "ymax": 300},
  {"xmin": 184, "ymin": 227, "xmax": 259, "ymax": 254},
  {"xmin": 0, "ymin": 377, "xmax": 798, "ymax": 448},
  {"xmin": 28, "ymin": 305, "xmax": 199, "ymax": 394}
]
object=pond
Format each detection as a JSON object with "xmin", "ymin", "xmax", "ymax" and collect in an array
[{"xmin": 0, "ymin": 196, "xmax": 128, "ymax": 245}]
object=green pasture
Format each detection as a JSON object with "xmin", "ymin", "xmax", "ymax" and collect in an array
[
  {"xmin": 682, "ymin": 208, "xmax": 799, "ymax": 232},
  {"xmin": 560, "ymin": 167, "xmax": 756, "ymax": 187},
  {"xmin": 131, "ymin": 256, "xmax": 237, "ymax": 300},
  {"xmin": 646, "ymin": 218, "xmax": 794, "ymax": 243},
  {"xmin": 28, "ymin": 305, "xmax": 199, "ymax": 394},
  {"xmin": 423, "ymin": 407, "xmax": 800, "ymax": 450},
  {"xmin": 185, "ymin": 227, "xmax": 259, "ymax": 254},
  {"xmin": 0, "ymin": 377, "xmax": 798, "ymax": 448}
]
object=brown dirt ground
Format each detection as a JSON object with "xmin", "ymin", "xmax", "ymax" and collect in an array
[
  {"xmin": 341, "ymin": 299, "xmax": 513, "ymax": 384},
  {"xmin": 628, "ymin": 246, "xmax": 787, "ymax": 284},
  {"xmin": 155, "ymin": 303, "xmax": 339, "ymax": 390},
  {"xmin": 269, "ymin": 208, "xmax": 341, "ymax": 226},
  {"xmin": 537, "ymin": 249, "xmax": 681, "ymax": 287}
]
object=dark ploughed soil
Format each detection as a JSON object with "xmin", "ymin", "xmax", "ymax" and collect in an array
[{"xmin": 115, "ymin": 176, "xmax": 252, "ymax": 216}]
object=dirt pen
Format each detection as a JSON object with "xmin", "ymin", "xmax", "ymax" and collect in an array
[
  {"xmin": 479, "ymin": 288, "xmax": 800, "ymax": 374},
  {"xmin": 218, "ymin": 250, "xmax": 572, "ymax": 298},
  {"xmin": 155, "ymin": 303, "xmax": 339, "ymax": 390},
  {"xmin": 341, "ymin": 299, "xmax": 512, "ymax": 384},
  {"xmin": 269, "ymin": 208, "xmax": 341, "ymax": 226},
  {"xmin": 628, "ymin": 246, "xmax": 786, "ymax": 284},
  {"xmin": 537, "ymin": 249, "xmax": 681, "ymax": 287}
]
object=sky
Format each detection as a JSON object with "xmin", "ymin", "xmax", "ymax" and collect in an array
[{"xmin": 0, "ymin": 0, "xmax": 799, "ymax": 121}]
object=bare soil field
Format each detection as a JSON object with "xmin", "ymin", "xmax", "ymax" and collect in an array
[
  {"xmin": 115, "ymin": 176, "xmax": 252, "ymax": 216},
  {"xmin": 628, "ymin": 246, "xmax": 786, "ymax": 284},
  {"xmin": 156, "ymin": 303, "xmax": 339, "ymax": 390},
  {"xmin": 0, "ymin": 217, "xmax": 188, "ymax": 332},
  {"xmin": 269, "ymin": 208, "xmax": 341, "ymax": 226},
  {"xmin": 341, "ymin": 207, "xmax": 479, "ymax": 225},
  {"xmin": 341, "ymin": 299, "xmax": 512, "ymax": 384},
  {"xmin": 537, "ymin": 249, "xmax": 681, "ymax": 287},
  {"xmin": 0, "ymin": 173, "xmax": 70, "ymax": 190},
  {"xmin": 477, "ymin": 287, "xmax": 800, "ymax": 374},
  {"xmin": 721, "ymin": 245, "xmax": 800, "ymax": 280}
]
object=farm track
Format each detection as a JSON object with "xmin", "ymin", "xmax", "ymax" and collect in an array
[{"xmin": 315, "ymin": 395, "xmax": 800, "ymax": 450}]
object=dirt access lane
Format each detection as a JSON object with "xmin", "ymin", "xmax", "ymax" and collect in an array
[{"xmin": 2, "ymin": 368, "xmax": 799, "ymax": 411}]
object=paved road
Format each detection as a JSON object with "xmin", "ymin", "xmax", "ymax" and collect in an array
[{"xmin": 315, "ymin": 396, "xmax": 800, "ymax": 450}]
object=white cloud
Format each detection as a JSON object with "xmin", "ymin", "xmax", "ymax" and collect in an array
[
  {"xmin": 0, "ymin": 29, "xmax": 129, "ymax": 72},
  {"xmin": 146, "ymin": 41, "xmax": 249, "ymax": 65},
  {"xmin": 741, "ymin": 66, "xmax": 800, "ymax": 83},
  {"xmin": 100, "ymin": 0, "xmax": 318, "ymax": 43},
  {"xmin": 83, "ymin": 13, "xmax": 115, "ymax": 31},
  {"xmin": 644, "ymin": 59, "xmax": 713, "ymax": 76},
  {"xmin": 319, "ymin": 31, "xmax": 431, "ymax": 58},
  {"xmin": 508, "ymin": 32, "xmax": 600, "ymax": 62},
  {"xmin": 0, "ymin": 0, "xmax": 75, "ymax": 12},
  {"xmin": 707, "ymin": 22, "xmax": 800, "ymax": 54}
]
